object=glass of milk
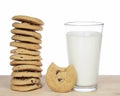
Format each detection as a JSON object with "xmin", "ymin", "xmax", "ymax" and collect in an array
[{"xmin": 65, "ymin": 21, "xmax": 104, "ymax": 92}]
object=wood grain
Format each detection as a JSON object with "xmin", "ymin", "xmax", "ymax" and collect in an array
[{"xmin": 0, "ymin": 75, "xmax": 120, "ymax": 96}]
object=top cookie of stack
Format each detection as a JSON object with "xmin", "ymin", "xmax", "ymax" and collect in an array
[{"xmin": 10, "ymin": 15, "xmax": 44, "ymax": 92}]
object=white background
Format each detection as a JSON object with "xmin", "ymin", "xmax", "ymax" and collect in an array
[{"xmin": 0, "ymin": 0, "xmax": 120, "ymax": 75}]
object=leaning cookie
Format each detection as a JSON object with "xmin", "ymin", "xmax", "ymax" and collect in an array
[
  {"xmin": 12, "ymin": 35, "xmax": 42, "ymax": 44},
  {"xmin": 11, "ymin": 29, "xmax": 42, "ymax": 39},
  {"xmin": 10, "ymin": 60, "xmax": 42, "ymax": 66},
  {"xmin": 11, "ymin": 84, "xmax": 42, "ymax": 92},
  {"xmin": 12, "ymin": 15, "xmax": 44, "ymax": 25},
  {"xmin": 12, "ymin": 65, "xmax": 42, "ymax": 72},
  {"xmin": 11, "ymin": 77, "xmax": 40, "ymax": 85},
  {"xmin": 12, "ymin": 22, "xmax": 43, "ymax": 31},
  {"xmin": 46, "ymin": 62, "xmax": 77, "ymax": 93}
]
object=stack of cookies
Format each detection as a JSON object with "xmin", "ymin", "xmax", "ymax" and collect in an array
[{"xmin": 10, "ymin": 15, "xmax": 44, "ymax": 91}]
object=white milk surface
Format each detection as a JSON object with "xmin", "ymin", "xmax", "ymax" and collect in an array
[{"xmin": 66, "ymin": 31, "xmax": 102, "ymax": 86}]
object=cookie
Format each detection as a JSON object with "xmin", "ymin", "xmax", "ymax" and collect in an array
[
  {"xmin": 12, "ymin": 15, "xmax": 44, "ymax": 25},
  {"xmin": 10, "ymin": 54, "xmax": 41, "ymax": 61},
  {"xmin": 10, "ymin": 42, "xmax": 41, "ymax": 51},
  {"xmin": 46, "ymin": 62, "xmax": 77, "ymax": 93},
  {"xmin": 11, "ymin": 77, "xmax": 40, "ymax": 85},
  {"xmin": 12, "ymin": 71, "xmax": 41, "ymax": 77},
  {"xmin": 11, "ymin": 84, "xmax": 42, "ymax": 91},
  {"xmin": 12, "ymin": 35, "xmax": 42, "ymax": 44},
  {"xmin": 11, "ymin": 48, "xmax": 40, "ymax": 56},
  {"xmin": 12, "ymin": 22, "xmax": 43, "ymax": 31},
  {"xmin": 10, "ymin": 60, "xmax": 42, "ymax": 66},
  {"xmin": 11, "ymin": 29, "xmax": 42, "ymax": 39},
  {"xmin": 12, "ymin": 65, "xmax": 42, "ymax": 72}
]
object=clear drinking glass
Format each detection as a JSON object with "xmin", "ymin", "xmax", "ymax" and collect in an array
[{"xmin": 64, "ymin": 21, "xmax": 104, "ymax": 92}]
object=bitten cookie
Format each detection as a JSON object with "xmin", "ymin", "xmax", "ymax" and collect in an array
[
  {"xmin": 46, "ymin": 62, "xmax": 77, "ymax": 93},
  {"xmin": 12, "ymin": 15, "xmax": 44, "ymax": 25}
]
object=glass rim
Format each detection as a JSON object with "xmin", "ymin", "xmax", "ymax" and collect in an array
[{"xmin": 64, "ymin": 21, "xmax": 104, "ymax": 26}]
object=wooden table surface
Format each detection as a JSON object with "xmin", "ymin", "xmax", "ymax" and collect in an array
[{"xmin": 0, "ymin": 75, "xmax": 120, "ymax": 96}]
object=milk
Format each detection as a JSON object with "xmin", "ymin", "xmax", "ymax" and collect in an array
[{"xmin": 66, "ymin": 31, "xmax": 102, "ymax": 86}]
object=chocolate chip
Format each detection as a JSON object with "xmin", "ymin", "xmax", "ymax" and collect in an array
[
  {"xmin": 31, "ymin": 80, "xmax": 34, "ymax": 83},
  {"xmin": 36, "ymin": 83, "xmax": 40, "ymax": 87},
  {"xmin": 20, "ymin": 56, "xmax": 23, "ymax": 58},
  {"xmin": 56, "ymin": 70, "xmax": 60, "ymax": 75},
  {"xmin": 58, "ymin": 78, "xmax": 62, "ymax": 82}
]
